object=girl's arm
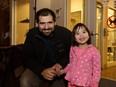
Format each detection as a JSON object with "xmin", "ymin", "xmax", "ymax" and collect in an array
[{"xmin": 92, "ymin": 48, "xmax": 101, "ymax": 87}]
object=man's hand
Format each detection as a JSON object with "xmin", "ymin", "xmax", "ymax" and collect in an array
[{"xmin": 41, "ymin": 68, "xmax": 57, "ymax": 80}]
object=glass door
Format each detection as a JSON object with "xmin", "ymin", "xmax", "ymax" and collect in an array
[
  {"xmin": 96, "ymin": 3, "xmax": 102, "ymax": 50},
  {"xmin": 107, "ymin": 8, "xmax": 116, "ymax": 67}
]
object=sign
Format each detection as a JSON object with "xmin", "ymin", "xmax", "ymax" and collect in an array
[{"xmin": 107, "ymin": 15, "xmax": 116, "ymax": 28}]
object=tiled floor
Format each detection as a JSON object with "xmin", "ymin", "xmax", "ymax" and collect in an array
[{"xmin": 101, "ymin": 66, "xmax": 116, "ymax": 80}]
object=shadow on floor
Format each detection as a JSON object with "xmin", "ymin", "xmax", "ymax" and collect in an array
[
  {"xmin": 1, "ymin": 70, "xmax": 116, "ymax": 87},
  {"xmin": 99, "ymin": 77, "xmax": 116, "ymax": 87}
]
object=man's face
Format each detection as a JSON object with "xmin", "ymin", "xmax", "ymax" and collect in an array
[{"xmin": 38, "ymin": 15, "xmax": 56, "ymax": 36}]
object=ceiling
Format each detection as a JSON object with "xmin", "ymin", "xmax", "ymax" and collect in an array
[
  {"xmin": 0, "ymin": 0, "xmax": 116, "ymax": 13},
  {"xmin": 108, "ymin": 0, "xmax": 116, "ymax": 8}
]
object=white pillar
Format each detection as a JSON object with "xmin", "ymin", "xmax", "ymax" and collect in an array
[{"xmin": 85, "ymin": 0, "xmax": 97, "ymax": 46}]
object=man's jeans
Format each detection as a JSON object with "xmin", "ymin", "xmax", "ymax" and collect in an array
[{"xmin": 20, "ymin": 68, "xmax": 66, "ymax": 87}]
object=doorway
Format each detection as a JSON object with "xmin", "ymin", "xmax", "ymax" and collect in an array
[
  {"xmin": 11, "ymin": 0, "xmax": 29, "ymax": 45},
  {"xmin": 67, "ymin": 0, "xmax": 84, "ymax": 31}
]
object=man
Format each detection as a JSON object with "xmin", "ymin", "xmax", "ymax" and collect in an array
[{"xmin": 20, "ymin": 8, "xmax": 72, "ymax": 87}]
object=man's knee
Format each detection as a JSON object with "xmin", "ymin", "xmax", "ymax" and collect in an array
[
  {"xmin": 20, "ymin": 77, "xmax": 29, "ymax": 87},
  {"xmin": 20, "ymin": 68, "xmax": 39, "ymax": 87},
  {"xmin": 20, "ymin": 69, "xmax": 31, "ymax": 87}
]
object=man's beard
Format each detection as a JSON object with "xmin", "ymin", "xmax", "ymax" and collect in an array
[{"xmin": 41, "ymin": 28, "xmax": 54, "ymax": 37}]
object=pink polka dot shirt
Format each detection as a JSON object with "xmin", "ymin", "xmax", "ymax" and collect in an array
[{"xmin": 64, "ymin": 45, "xmax": 101, "ymax": 87}]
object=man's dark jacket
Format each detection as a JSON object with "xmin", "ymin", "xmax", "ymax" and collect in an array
[{"xmin": 23, "ymin": 25, "xmax": 72, "ymax": 79}]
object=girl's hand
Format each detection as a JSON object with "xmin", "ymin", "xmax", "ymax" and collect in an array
[
  {"xmin": 57, "ymin": 69, "xmax": 64, "ymax": 77},
  {"xmin": 60, "ymin": 70, "xmax": 64, "ymax": 75},
  {"xmin": 52, "ymin": 63, "xmax": 64, "ymax": 76},
  {"xmin": 52, "ymin": 63, "xmax": 62, "ymax": 72}
]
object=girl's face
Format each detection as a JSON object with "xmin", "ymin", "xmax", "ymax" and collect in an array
[{"xmin": 75, "ymin": 27, "xmax": 89, "ymax": 45}]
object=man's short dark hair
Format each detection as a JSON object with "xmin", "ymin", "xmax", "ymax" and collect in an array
[{"xmin": 35, "ymin": 8, "xmax": 56, "ymax": 23}]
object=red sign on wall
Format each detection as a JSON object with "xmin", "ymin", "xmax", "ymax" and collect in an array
[{"xmin": 107, "ymin": 15, "xmax": 116, "ymax": 28}]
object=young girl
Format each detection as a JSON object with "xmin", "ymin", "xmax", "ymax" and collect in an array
[{"xmin": 60, "ymin": 23, "xmax": 101, "ymax": 87}]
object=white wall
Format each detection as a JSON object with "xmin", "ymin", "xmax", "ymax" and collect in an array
[{"xmin": 36, "ymin": 0, "xmax": 51, "ymax": 10}]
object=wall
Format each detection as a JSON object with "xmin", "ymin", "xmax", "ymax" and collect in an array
[
  {"xmin": 71, "ymin": 0, "xmax": 82, "ymax": 12},
  {"xmin": 0, "ymin": 0, "xmax": 10, "ymax": 46},
  {"xmin": 36, "ymin": 0, "xmax": 51, "ymax": 10},
  {"xmin": 51, "ymin": 0, "xmax": 66, "ymax": 26}
]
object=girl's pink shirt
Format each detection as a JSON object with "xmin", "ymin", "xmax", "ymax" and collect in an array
[{"xmin": 64, "ymin": 45, "xmax": 101, "ymax": 87}]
